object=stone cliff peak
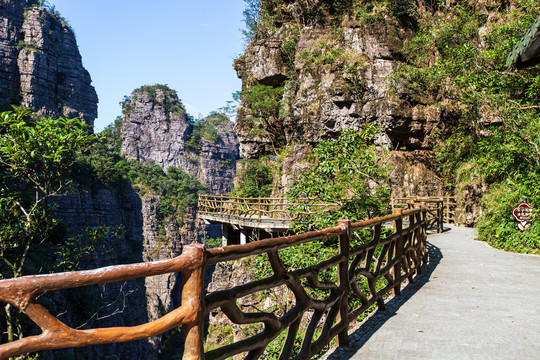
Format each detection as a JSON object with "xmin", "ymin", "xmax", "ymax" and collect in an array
[
  {"xmin": 121, "ymin": 84, "xmax": 239, "ymax": 195},
  {"xmin": 0, "ymin": 0, "xmax": 97, "ymax": 127}
]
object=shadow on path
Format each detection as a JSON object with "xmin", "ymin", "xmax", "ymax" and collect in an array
[{"xmin": 322, "ymin": 242, "xmax": 443, "ymax": 360}]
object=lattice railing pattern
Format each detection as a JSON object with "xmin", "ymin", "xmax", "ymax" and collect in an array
[
  {"xmin": 392, "ymin": 196, "xmax": 455, "ymax": 231},
  {"xmin": 203, "ymin": 208, "xmax": 426, "ymax": 359},
  {"xmin": 0, "ymin": 207, "xmax": 427, "ymax": 360}
]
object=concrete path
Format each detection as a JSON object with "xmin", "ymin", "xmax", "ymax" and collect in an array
[{"xmin": 323, "ymin": 226, "xmax": 540, "ymax": 360}]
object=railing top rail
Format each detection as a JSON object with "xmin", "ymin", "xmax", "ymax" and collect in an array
[
  {"xmin": 0, "ymin": 245, "xmax": 206, "ymax": 360},
  {"xmin": 392, "ymin": 196, "xmax": 455, "ymax": 201},
  {"xmin": 199, "ymin": 194, "xmax": 340, "ymax": 205},
  {"xmin": 206, "ymin": 207, "xmax": 424, "ymax": 265},
  {"xmin": 350, "ymin": 208, "xmax": 422, "ymax": 231},
  {"xmin": 198, "ymin": 194, "xmax": 287, "ymax": 201},
  {"xmin": 0, "ymin": 245, "xmax": 204, "ymax": 302}
]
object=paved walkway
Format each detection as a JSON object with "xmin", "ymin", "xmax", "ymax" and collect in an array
[{"xmin": 323, "ymin": 226, "xmax": 540, "ymax": 360}]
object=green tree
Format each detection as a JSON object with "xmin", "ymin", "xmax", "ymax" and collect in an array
[
  {"xmin": 0, "ymin": 108, "xmax": 96, "ymax": 349},
  {"xmin": 238, "ymin": 84, "xmax": 286, "ymax": 155},
  {"xmin": 229, "ymin": 159, "xmax": 273, "ymax": 198},
  {"xmin": 287, "ymin": 126, "xmax": 391, "ymax": 231}
]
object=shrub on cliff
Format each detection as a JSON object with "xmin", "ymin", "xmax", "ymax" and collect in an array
[
  {"xmin": 229, "ymin": 158, "xmax": 273, "ymax": 198},
  {"xmin": 288, "ymin": 125, "xmax": 391, "ymax": 231},
  {"xmin": 0, "ymin": 108, "xmax": 96, "ymax": 279},
  {"xmin": 397, "ymin": 2, "xmax": 540, "ymax": 252},
  {"xmin": 184, "ymin": 113, "xmax": 227, "ymax": 153},
  {"xmin": 237, "ymin": 84, "xmax": 286, "ymax": 154}
]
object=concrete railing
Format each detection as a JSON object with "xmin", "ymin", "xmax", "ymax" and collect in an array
[{"xmin": 0, "ymin": 206, "xmax": 428, "ymax": 360}]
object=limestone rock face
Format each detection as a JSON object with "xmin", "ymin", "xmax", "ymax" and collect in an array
[
  {"xmin": 234, "ymin": 4, "xmax": 457, "ymax": 200},
  {"xmin": 121, "ymin": 86, "xmax": 239, "ymax": 195},
  {"xmin": 53, "ymin": 187, "xmax": 203, "ymax": 358},
  {"xmin": 121, "ymin": 88, "xmax": 191, "ymax": 173},
  {"xmin": 0, "ymin": 0, "xmax": 25, "ymax": 109},
  {"xmin": 52, "ymin": 189, "xmax": 151, "ymax": 359},
  {"xmin": 235, "ymin": 19, "xmax": 424, "ymax": 158},
  {"xmin": 139, "ymin": 193, "xmax": 184, "ymax": 353},
  {"xmin": 121, "ymin": 86, "xmax": 239, "ymax": 246},
  {"xmin": 119, "ymin": 85, "xmax": 239, "ymax": 353},
  {"xmin": 390, "ymin": 151, "xmax": 444, "ymax": 197},
  {"xmin": 0, "ymin": 1, "xmax": 97, "ymax": 126}
]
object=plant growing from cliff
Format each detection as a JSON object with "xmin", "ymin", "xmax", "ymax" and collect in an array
[
  {"xmin": 16, "ymin": 41, "xmax": 39, "ymax": 52},
  {"xmin": 0, "ymin": 108, "xmax": 96, "ymax": 349},
  {"xmin": 238, "ymin": 84, "xmax": 286, "ymax": 155},
  {"xmin": 229, "ymin": 159, "xmax": 273, "ymax": 198},
  {"xmin": 288, "ymin": 125, "xmax": 391, "ymax": 231},
  {"xmin": 242, "ymin": 0, "xmax": 278, "ymax": 41},
  {"xmin": 185, "ymin": 113, "xmax": 228, "ymax": 153},
  {"xmin": 54, "ymin": 226, "xmax": 125, "ymax": 271},
  {"xmin": 353, "ymin": 0, "xmax": 416, "ymax": 24},
  {"xmin": 299, "ymin": 40, "xmax": 345, "ymax": 67},
  {"xmin": 279, "ymin": 25, "xmax": 301, "ymax": 71}
]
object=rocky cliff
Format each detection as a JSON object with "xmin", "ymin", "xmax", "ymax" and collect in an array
[
  {"xmin": 52, "ymin": 171, "xmax": 206, "ymax": 359},
  {"xmin": 51, "ymin": 188, "xmax": 151, "ymax": 359},
  {"xmin": 119, "ymin": 84, "xmax": 239, "ymax": 353},
  {"xmin": 121, "ymin": 85, "xmax": 239, "ymax": 195},
  {"xmin": 0, "ymin": 0, "xmax": 97, "ymax": 126},
  {"xmin": 234, "ymin": 1, "xmax": 461, "ymax": 199},
  {"xmin": 2, "ymin": 3, "xmax": 239, "ymax": 359}
]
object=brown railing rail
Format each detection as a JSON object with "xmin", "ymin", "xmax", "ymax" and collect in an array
[
  {"xmin": 0, "ymin": 245, "xmax": 206, "ymax": 360},
  {"xmin": 392, "ymin": 196, "xmax": 455, "ymax": 231},
  {"xmin": 0, "ymin": 206, "xmax": 428, "ymax": 360}
]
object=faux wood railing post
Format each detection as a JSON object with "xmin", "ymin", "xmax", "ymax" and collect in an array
[
  {"xmin": 182, "ymin": 247, "xmax": 207, "ymax": 360},
  {"xmin": 420, "ymin": 203, "xmax": 427, "ymax": 263},
  {"xmin": 393, "ymin": 209, "xmax": 403, "ymax": 296},
  {"xmin": 407, "ymin": 210, "xmax": 416, "ymax": 283},
  {"xmin": 445, "ymin": 195, "xmax": 450, "ymax": 223},
  {"xmin": 438, "ymin": 199, "xmax": 443, "ymax": 233},
  {"xmin": 337, "ymin": 219, "xmax": 351, "ymax": 347}
]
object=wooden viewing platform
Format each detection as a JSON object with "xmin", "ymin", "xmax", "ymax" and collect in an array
[
  {"xmin": 198, "ymin": 194, "xmax": 455, "ymax": 245},
  {"xmin": 198, "ymin": 195, "xmax": 293, "ymax": 231},
  {"xmin": 198, "ymin": 194, "xmax": 338, "ymax": 231}
]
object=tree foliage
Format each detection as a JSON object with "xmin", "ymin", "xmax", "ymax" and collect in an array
[
  {"xmin": 0, "ymin": 108, "xmax": 99, "ymax": 349},
  {"xmin": 184, "ymin": 112, "xmax": 227, "ymax": 153},
  {"xmin": 288, "ymin": 126, "xmax": 391, "ymax": 231},
  {"xmin": 229, "ymin": 159, "xmax": 273, "ymax": 198},
  {"xmin": 238, "ymin": 84, "xmax": 286, "ymax": 153},
  {"xmin": 0, "ymin": 108, "xmax": 96, "ymax": 279}
]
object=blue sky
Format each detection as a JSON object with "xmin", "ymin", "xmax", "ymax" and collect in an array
[{"xmin": 48, "ymin": 0, "xmax": 246, "ymax": 132}]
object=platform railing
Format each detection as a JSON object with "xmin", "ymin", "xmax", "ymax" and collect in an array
[
  {"xmin": 0, "ymin": 206, "xmax": 427, "ymax": 360},
  {"xmin": 198, "ymin": 194, "xmax": 338, "ymax": 227},
  {"xmin": 392, "ymin": 196, "xmax": 455, "ymax": 232}
]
